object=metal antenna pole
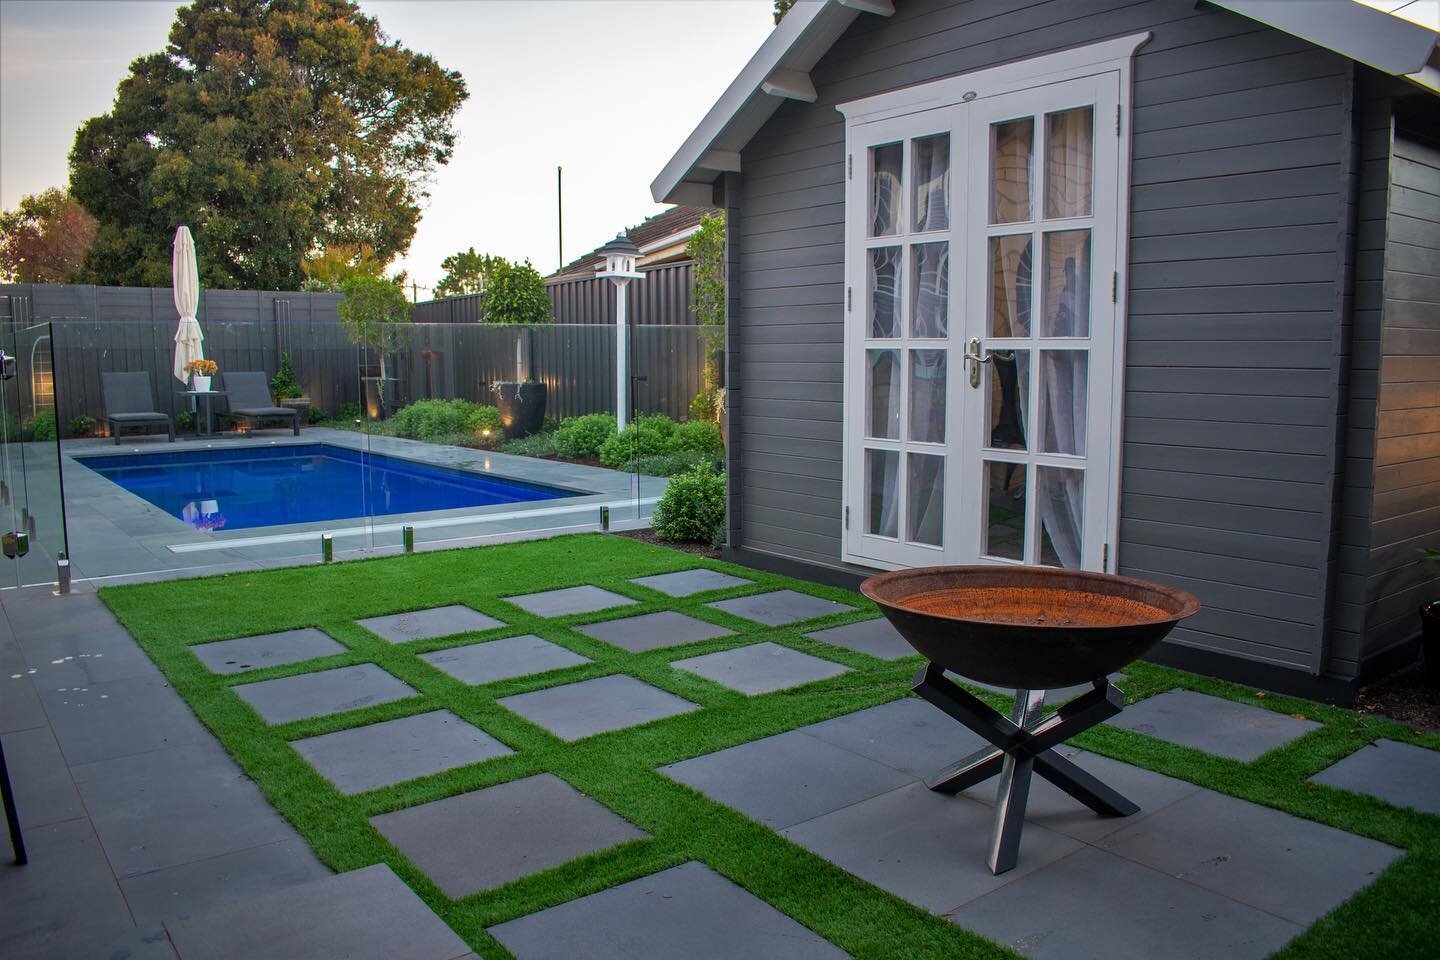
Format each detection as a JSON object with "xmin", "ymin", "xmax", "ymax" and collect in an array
[{"xmin": 557, "ymin": 166, "xmax": 564, "ymax": 271}]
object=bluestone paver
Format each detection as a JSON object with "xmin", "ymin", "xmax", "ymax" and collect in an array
[
  {"xmin": 807, "ymin": 618, "xmax": 915, "ymax": 660},
  {"xmin": 420, "ymin": 634, "xmax": 590, "ymax": 685},
  {"xmin": 1107, "ymin": 688, "xmax": 1321, "ymax": 761},
  {"xmin": 1098, "ymin": 789, "xmax": 1401, "ymax": 924},
  {"xmin": 498, "ymin": 674, "xmax": 697, "ymax": 741},
  {"xmin": 370, "ymin": 774, "xmax": 647, "ymax": 897},
  {"xmin": 489, "ymin": 861, "xmax": 847, "ymax": 960},
  {"xmin": 504, "ymin": 585, "xmax": 637, "ymax": 617},
  {"xmin": 119, "ymin": 837, "xmax": 329, "ymax": 924},
  {"xmin": 575, "ymin": 610, "xmax": 733, "ymax": 652},
  {"xmin": 950, "ymin": 847, "xmax": 1302, "ymax": 960},
  {"xmin": 4, "ymin": 724, "xmax": 86, "ymax": 828},
  {"xmin": 191, "ymin": 627, "xmax": 346, "ymax": 674},
  {"xmin": 294, "ymin": 710, "xmax": 512, "ymax": 794},
  {"xmin": 660, "ymin": 729, "xmax": 912, "ymax": 828},
  {"xmin": 234, "ymin": 663, "xmax": 417, "ymax": 725},
  {"xmin": 1310, "ymin": 738, "xmax": 1440, "ymax": 815},
  {"xmin": 672, "ymin": 641, "xmax": 850, "ymax": 694},
  {"xmin": 358, "ymin": 604, "xmax": 505, "ymax": 644},
  {"xmin": 797, "ymin": 697, "xmax": 990, "ymax": 781},
  {"xmin": 39, "ymin": 673, "xmax": 211, "ymax": 766},
  {"xmin": 707, "ymin": 590, "xmax": 853, "ymax": 626},
  {"xmin": 164, "ymin": 864, "xmax": 474, "ymax": 960},
  {"xmin": 630, "ymin": 568, "xmax": 752, "ymax": 597}
]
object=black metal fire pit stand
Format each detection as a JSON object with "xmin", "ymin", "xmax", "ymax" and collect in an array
[{"xmin": 912, "ymin": 663, "xmax": 1139, "ymax": 875}]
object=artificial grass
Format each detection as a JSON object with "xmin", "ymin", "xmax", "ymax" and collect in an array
[{"xmin": 99, "ymin": 533, "xmax": 1440, "ymax": 959}]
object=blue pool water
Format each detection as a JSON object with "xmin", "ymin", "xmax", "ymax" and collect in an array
[{"xmin": 80, "ymin": 443, "xmax": 577, "ymax": 532}]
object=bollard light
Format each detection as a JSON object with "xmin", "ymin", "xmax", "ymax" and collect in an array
[
  {"xmin": 600, "ymin": 505, "xmax": 610, "ymax": 532},
  {"xmin": 402, "ymin": 525, "xmax": 415, "ymax": 553},
  {"xmin": 321, "ymin": 533, "xmax": 334, "ymax": 562}
]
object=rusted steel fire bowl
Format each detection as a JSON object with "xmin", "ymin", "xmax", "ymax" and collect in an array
[{"xmin": 861, "ymin": 565, "xmax": 1200, "ymax": 690}]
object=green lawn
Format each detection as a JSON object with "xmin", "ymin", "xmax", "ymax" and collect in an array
[{"xmin": 100, "ymin": 533, "xmax": 1440, "ymax": 959}]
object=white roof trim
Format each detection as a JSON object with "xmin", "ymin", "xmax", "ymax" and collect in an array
[{"xmin": 653, "ymin": 0, "xmax": 1440, "ymax": 203}]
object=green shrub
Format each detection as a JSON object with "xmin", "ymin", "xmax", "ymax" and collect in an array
[
  {"xmin": 503, "ymin": 430, "xmax": 557, "ymax": 457},
  {"xmin": 554, "ymin": 413, "xmax": 616, "ymax": 459},
  {"xmin": 632, "ymin": 448, "xmax": 718, "ymax": 477},
  {"xmin": 271, "ymin": 353, "xmax": 302, "ymax": 399},
  {"xmin": 689, "ymin": 388, "xmax": 717, "ymax": 423},
  {"xmin": 308, "ymin": 407, "xmax": 327, "ymax": 425},
  {"xmin": 387, "ymin": 399, "xmax": 500, "ymax": 443},
  {"xmin": 462, "ymin": 403, "xmax": 503, "ymax": 439},
  {"xmin": 27, "ymin": 410, "xmax": 57, "ymax": 441},
  {"xmin": 177, "ymin": 411, "xmax": 195, "ymax": 431},
  {"xmin": 599, "ymin": 414, "xmax": 676, "ymax": 468},
  {"xmin": 335, "ymin": 402, "xmax": 363, "ymax": 422},
  {"xmin": 652, "ymin": 466, "xmax": 726, "ymax": 544},
  {"xmin": 68, "ymin": 415, "xmax": 98, "ymax": 437},
  {"xmin": 671, "ymin": 419, "xmax": 723, "ymax": 457}
]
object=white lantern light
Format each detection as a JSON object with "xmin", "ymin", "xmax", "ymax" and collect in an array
[{"xmin": 596, "ymin": 234, "xmax": 643, "ymax": 429}]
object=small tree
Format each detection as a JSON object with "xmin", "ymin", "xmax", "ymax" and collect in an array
[
  {"xmin": 435, "ymin": 247, "xmax": 505, "ymax": 299},
  {"xmin": 687, "ymin": 212, "xmax": 726, "ymax": 423},
  {"xmin": 481, "ymin": 259, "xmax": 553, "ymax": 325},
  {"xmin": 338, "ymin": 274, "xmax": 411, "ymax": 394}
]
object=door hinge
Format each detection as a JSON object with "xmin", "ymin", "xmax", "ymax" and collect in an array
[
  {"xmin": 1115, "ymin": 104, "xmax": 1121, "ymax": 136},
  {"xmin": 1103, "ymin": 542, "xmax": 1110, "ymax": 572},
  {"xmin": 844, "ymin": 506, "xmax": 850, "ymax": 530},
  {"xmin": 1111, "ymin": 272, "xmax": 1118, "ymax": 303},
  {"xmin": 847, "ymin": 154, "xmax": 853, "ymax": 180},
  {"xmin": 846, "ymin": 286, "xmax": 852, "ymax": 312}
]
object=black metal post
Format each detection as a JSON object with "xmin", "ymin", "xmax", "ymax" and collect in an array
[{"xmin": 0, "ymin": 735, "xmax": 27, "ymax": 864}]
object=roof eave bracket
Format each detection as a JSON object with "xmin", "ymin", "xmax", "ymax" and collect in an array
[
  {"xmin": 838, "ymin": 0, "xmax": 895, "ymax": 15},
  {"xmin": 761, "ymin": 67, "xmax": 818, "ymax": 103}
]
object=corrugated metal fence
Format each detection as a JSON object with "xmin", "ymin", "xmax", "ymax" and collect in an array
[{"xmin": 412, "ymin": 260, "xmax": 696, "ymax": 326}]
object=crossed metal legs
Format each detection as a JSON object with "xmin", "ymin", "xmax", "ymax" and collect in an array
[{"xmin": 913, "ymin": 663, "xmax": 1138, "ymax": 875}]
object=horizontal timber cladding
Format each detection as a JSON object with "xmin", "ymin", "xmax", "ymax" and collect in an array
[{"xmin": 732, "ymin": 0, "xmax": 1355, "ymax": 676}]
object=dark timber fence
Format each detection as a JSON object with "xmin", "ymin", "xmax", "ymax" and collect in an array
[
  {"xmin": 412, "ymin": 260, "xmax": 696, "ymax": 326},
  {"xmin": 0, "ymin": 282, "xmax": 703, "ymax": 431}
]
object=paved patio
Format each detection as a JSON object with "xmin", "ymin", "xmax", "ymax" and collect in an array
[{"xmin": 2, "ymin": 549, "xmax": 1436, "ymax": 959}]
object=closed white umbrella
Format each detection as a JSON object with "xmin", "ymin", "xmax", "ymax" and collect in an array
[{"xmin": 171, "ymin": 226, "xmax": 203, "ymax": 384}]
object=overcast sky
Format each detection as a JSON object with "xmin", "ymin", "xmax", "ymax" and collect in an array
[{"xmin": 0, "ymin": 0, "xmax": 774, "ymax": 292}]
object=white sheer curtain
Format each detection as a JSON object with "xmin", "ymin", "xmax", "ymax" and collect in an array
[
  {"xmin": 1038, "ymin": 467, "xmax": 1083, "ymax": 568},
  {"xmin": 912, "ymin": 134, "xmax": 950, "ymax": 232},
  {"xmin": 870, "ymin": 143, "xmax": 902, "ymax": 236},
  {"xmin": 869, "ymin": 450, "xmax": 899, "ymax": 537}
]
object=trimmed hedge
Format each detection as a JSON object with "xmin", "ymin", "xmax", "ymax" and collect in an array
[
  {"xmin": 652, "ymin": 465, "xmax": 726, "ymax": 544},
  {"xmin": 554, "ymin": 413, "xmax": 617, "ymax": 459}
]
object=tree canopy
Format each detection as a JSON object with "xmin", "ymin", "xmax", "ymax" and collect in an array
[
  {"xmin": 480, "ymin": 259, "xmax": 552, "ymax": 325},
  {"xmin": 0, "ymin": 188, "xmax": 97, "ymax": 283},
  {"xmin": 434, "ymin": 247, "xmax": 506, "ymax": 299},
  {"xmin": 69, "ymin": 0, "xmax": 467, "ymax": 290}
]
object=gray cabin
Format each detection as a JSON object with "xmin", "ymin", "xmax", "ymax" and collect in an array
[{"xmin": 652, "ymin": 0, "xmax": 1440, "ymax": 700}]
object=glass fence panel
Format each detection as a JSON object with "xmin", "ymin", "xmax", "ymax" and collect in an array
[{"xmin": 0, "ymin": 322, "xmax": 69, "ymax": 588}]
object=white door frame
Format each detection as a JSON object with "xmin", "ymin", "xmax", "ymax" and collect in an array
[{"xmin": 837, "ymin": 32, "xmax": 1149, "ymax": 572}]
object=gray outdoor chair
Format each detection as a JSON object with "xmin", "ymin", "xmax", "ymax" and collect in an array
[
  {"xmin": 101, "ymin": 372, "xmax": 174, "ymax": 444},
  {"xmin": 223, "ymin": 372, "xmax": 299, "ymax": 436}
]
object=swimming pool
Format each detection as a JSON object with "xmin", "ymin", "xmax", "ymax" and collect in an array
[{"xmin": 78, "ymin": 443, "xmax": 579, "ymax": 532}]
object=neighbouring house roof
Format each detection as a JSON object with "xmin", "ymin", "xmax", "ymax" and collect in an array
[
  {"xmin": 651, "ymin": 0, "xmax": 1440, "ymax": 205},
  {"xmin": 548, "ymin": 205, "xmax": 719, "ymax": 281}
]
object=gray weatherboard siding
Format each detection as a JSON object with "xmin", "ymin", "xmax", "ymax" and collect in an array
[{"xmin": 721, "ymin": 0, "xmax": 1438, "ymax": 690}]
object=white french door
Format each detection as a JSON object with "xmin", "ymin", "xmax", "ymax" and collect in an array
[{"xmin": 842, "ymin": 65, "xmax": 1125, "ymax": 573}]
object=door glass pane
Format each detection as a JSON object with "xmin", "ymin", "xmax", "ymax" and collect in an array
[
  {"xmin": 988, "ymin": 235, "xmax": 1033, "ymax": 338},
  {"xmin": 984, "ymin": 460, "xmax": 1026, "ymax": 561},
  {"xmin": 990, "ymin": 117, "xmax": 1033, "ymax": 224},
  {"xmin": 912, "ymin": 134, "xmax": 950, "ymax": 232},
  {"xmin": 1038, "ymin": 466, "xmax": 1084, "ymax": 568},
  {"xmin": 867, "ymin": 349, "xmax": 901, "ymax": 439},
  {"xmin": 1042, "ymin": 230, "xmax": 1091, "ymax": 337},
  {"xmin": 908, "ymin": 349, "xmax": 945, "ymax": 443},
  {"xmin": 866, "ymin": 449, "xmax": 899, "ymax": 538},
  {"xmin": 870, "ymin": 142, "xmax": 902, "ymax": 236},
  {"xmin": 1038, "ymin": 350, "xmax": 1087, "ymax": 455},
  {"xmin": 986, "ymin": 348, "xmax": 1028, "ymax": 451},
  {"xmin": 910, "ymin": 242, "xmax": 948, "ymax": 338},
  {"xmin": 1045, "ymin": 106, "xmax": 1093, "ymax": 219},
  {"xmin": 870, "ymin": 247, "xmax": 902, "ymax": 338},
  {"xmin": 907, "ymin": 453, "xmax": 944, "ymax": 546}
]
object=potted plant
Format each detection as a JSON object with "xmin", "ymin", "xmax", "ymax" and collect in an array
[
  {"xmin": 270, "ymin": 353, "xmax": 311, "ymax": 425},
  {"xmin": 1422, "ymin": 548, "xmax": 1439, "ymax": 683},
  {"xmin": 481, "ymin": 258, "xmax": 552, "ymax": 438},
  {"xmin": 338, "ymin": 274, "xmax": 410, "ymax": 419},
  {"xmin": 184, "ymin": 358, "xmax": 217, "ymax": 392}
]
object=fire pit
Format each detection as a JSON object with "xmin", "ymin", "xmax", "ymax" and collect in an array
[{"xmin": 861, "ymin": 565, "xmax": 1199, "ymax": 875}]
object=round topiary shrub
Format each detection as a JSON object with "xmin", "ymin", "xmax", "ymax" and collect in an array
[
  {"xmin": 554, "ymin": 413, "xmax": 617, "ymax": 459},
  {"xmin": 652, "ymin": 466, "xmax": 726, "ymax": 544},
  {"xmin": 670, "ymin": 419, "xmax": 723, "ymax": 457},
  {"xmin": 461, "ymin": 402, "xmax": 503, "ymax": 440},
  {"xmin": 599, "ymin": 414, "xmax": 677, "ymax": 468}
]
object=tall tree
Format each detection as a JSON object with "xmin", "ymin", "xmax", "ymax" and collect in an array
[
  {"xmin": 434, "ymin": 247, "xmax": 505, "ymax": 299},
  {"xmin": 0, "ymin": 188, "xmax": 97, "ymax": 283},
  {"xmin": 69, "ymin": 0, "xmax": 467, "ymax": 290}
]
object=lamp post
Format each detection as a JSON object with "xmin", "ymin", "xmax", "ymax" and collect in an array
[{"xmin": 596, "ymin": 234, "xmax": 643, "ymax": 429}]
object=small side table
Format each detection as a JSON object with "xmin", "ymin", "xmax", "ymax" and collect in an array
[{"xmin": 177, "ymin": 390, "xmax": 225, "ymax": 438}]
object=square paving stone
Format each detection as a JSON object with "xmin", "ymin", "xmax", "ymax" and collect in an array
[
  {"xmin": 630, "ymin": 568, "xmax": 752, "ymax": 597},
  {"xmin": 164, "ymin": 864, "xmax": 473, "ymax": 960},
  {"xmin": 498, "ymin": 674, "xmax": 698, "ymax": 741},
  {"xmin": 798, "ymin": 697, "xmax": 991, "ymax": 781},
  {"xmin": 660, "ymin": 729, "xmax": 912, "ymax": 829},
  {"xmin": 234, "ymin": 663, "xmax": 417, "ymax": 725},
  {"xmin": 370, "ymin": 773, "xmax": 647, "ymax": 897},
  {"xmin": 1106, "ymin": 688, "xmax": 1321, "ymax": 761},
  {"xmin": 39, "ymin": 673, "xmax": 211, "ymax": 766},
  {"xmin": 1310, "ymin": 738, "xmax": 1440, "ymax": 815},
  {"xmin": 949, "ymin": 847, "xmax": 1301, "ymax": 960},
  {"xmin": 673, "ymin": 642, "xmax": 850, "ymax": 694},
  {"xmin": 707, "ymin": 590, "xmax": 853, "ymax": 626},
  {"xmin": 191, "ymin": 628, "xmax": 346, "ymax": 675},
  {"xmin": 505, "ymin": 585, "xmax": 638, "ymax": 617},
  {"xmin": 294, "ymin": 710, "xmax": 512, "ymax": 794},
  {"xmin": 420, "ymin": 634, "xmax": 590, "ymax": 685},
  {"xmin": 119, "ymin": 838, "xmax": 329, "ymax": 924},
  {"xmin": 357, "ymin": 604, "xmax": 505, "ymax": 644},
  {"xmin": 807, "ymin": 618, "xmax": 915, "ymax": 660},
  {"xmin": 575, "ymin": 610, "xmax": 733, "ymax": 653},
  {"xmin": 488, "ymin": 861, "xmax": 846, "ymax": 960},
  {"xmin": 782, "ymin": 782, "xmax": 1082, "ymax": 914},
  {"xmin": 1098, "ymin": 789, "xmax": 1401, "ymax": 925}
]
